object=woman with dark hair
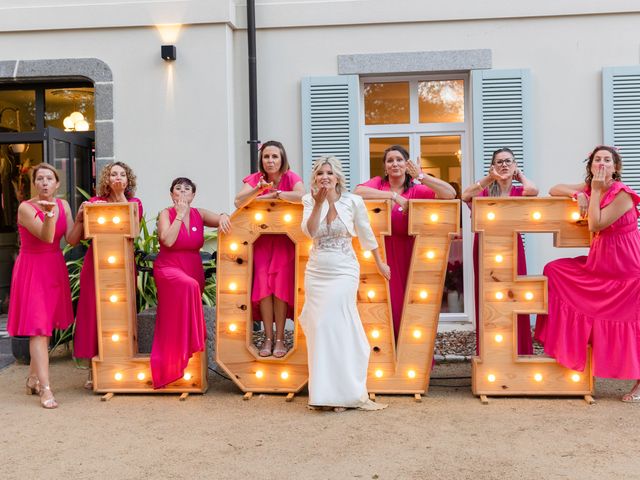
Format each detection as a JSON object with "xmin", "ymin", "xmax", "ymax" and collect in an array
[
  {"xmin": 234, "ymin": 140, "xmax": 305, "ymax": 358},
  {"xmin": 150, "ymin": 177, "xmax": 231, "ymax": 388},
  {"xmin": 70, "ymin": 161, "xmax": 143, "ymax": 389},
  {"xmin": 354, "ymin": 145, "xmax": 455, "ymax": 339},
  {"xmin": 536, "ymin": 145, "xmax": 640, "ymax": 402},
  {"xmin": 8, "ymin": 164, "xmax": 79, "ymax": 408},
  {"xmin": 461, "ymin": 147, "xmax": 538, "ymax": 355}
]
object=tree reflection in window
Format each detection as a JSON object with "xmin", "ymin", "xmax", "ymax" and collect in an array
[
  {"xmin": 418, "ymin": 80, "xmax": 464, "ymax": 123},
  {"xmin": 364, "ymin": 82, "xmax": 410, "ymax": 125}
]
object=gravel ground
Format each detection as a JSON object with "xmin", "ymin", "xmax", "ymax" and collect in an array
[{"xmin": 252, "ymin": 328, "xmax": 544, "ymax": 362}]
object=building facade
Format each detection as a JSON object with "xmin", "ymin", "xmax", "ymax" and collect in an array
[{"xmin": 1, "ymin": 0, "xmax": 639, "ymax": 328}]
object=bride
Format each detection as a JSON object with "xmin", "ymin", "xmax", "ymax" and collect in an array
[{"xmin": 300, "ymin": 156, "xmax": 390, "ymax": 411}]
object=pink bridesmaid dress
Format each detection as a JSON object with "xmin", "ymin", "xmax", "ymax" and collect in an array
[
  {"xmin": 357, "ymin": 177, "xmax": 435, "ymax": 339},
  {"xmin": 8, "ymin": 199, "xmax": 73, "ymax": 337},
  {"xmin": 243, "ymin": 170, "xmax": 302, "ymax": 322},
  {"xmin": 150, "ymin": 207, "xmax": 206, "ymax": 388},
  {"xmin": 535, "ymin": 182, "xmax": 640, "ymax": 379},
  {"xmin": 471, "ymin": 186, "xmax": 533, "ymax": 355},
  {"xmin": 73, "ymin": 196, "xmax": 143, "ymax": 359}
]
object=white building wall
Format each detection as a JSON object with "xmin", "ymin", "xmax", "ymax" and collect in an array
[{"xmin": 1, "ymin": 0, "xmax": 639, "ymax": 275}]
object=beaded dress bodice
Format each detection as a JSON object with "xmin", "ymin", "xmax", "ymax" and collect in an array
[{"xmin": 312, "ymin": 217, "xmax": 353, "ymax": 255}]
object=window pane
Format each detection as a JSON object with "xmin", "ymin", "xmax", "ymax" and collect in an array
[
  {"xmin": 0, "ymin": 90, "xmax": 37, "ymax": 132},
  {"xmin": 364, "ymin": 82, "xmax": 410, "ymax": 125},
  {"xmin": 368, "ymin": 137, "xmax": 410, "ymax": 180},
  {"xmin": 45, "ymin": 88, "xmax": 95, "ymax": 132},
  {"xmin": 420, "ymin": 135, "xmax": 464, "ymax": 313},
  {"xmin": 418, "ymin": 80, "xmax": 464, "ymax": 123}
]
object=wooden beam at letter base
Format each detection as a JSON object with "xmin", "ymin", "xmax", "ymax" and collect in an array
[
  {"xmin": 472, "ymin": 197, "xmax": 594, "ymax": 397},
  {"xmin": 86, "ymin": 203, "xmax": 207, "ymax": 394},
  {"xmin": 216, "ymin": 199, "xmax": 459, "ymax": 395}
]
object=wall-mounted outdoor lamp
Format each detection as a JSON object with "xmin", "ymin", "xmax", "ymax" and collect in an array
[{"xmin": 161, "ymin": 45, "xmax": 177, "ymax": 61}]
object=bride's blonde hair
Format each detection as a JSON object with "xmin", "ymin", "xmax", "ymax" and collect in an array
[{"xmin": 310, "ymin": 156, "xmax": 346, "ymax": 195}]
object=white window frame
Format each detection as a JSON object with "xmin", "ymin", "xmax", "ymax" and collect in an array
[{"xmin": 358, "ymin": 73, "xmax": 475, "ymax": 329}]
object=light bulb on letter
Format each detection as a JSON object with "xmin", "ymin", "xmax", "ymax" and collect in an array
[
  {"xmin": 495, "ymin": 254, "xmax": 503, "ymax": 263},
  {"xmin": 525, "ymin": 291, "xmax": 534, "ymax": 301},
  {"xmin": 183, "ymin": 372, "xmax": 192, "ymax": 381},
  {"xmin": 487, "ymin": 212, "xmax": 496, "ymax": 221},
  {"xmin": 430, "ymin": 213, "xmax": 439, "ymax": 222},
  {"xmin": 494, "ymin": 334, "xmax": 503, "ymax": 343},
  {"xmin": 487, "ymin": 374, "xmax": 496, "ymax": 383},
  {"xmin": 280, "ymin": 371, "xmax": 289, "ymax": 380},
  {"xmin": 107, "ymin": 255, "xmax": 116, "ymax": 264},
  {"xmin": 419, "ymin": 290, "xmax": 428, "ymax": 300},
  {"xmin": 254, "ymin": 212, "xmax": 263, "ymax": 222},
  {"xmin": 532, "ymin": 211, "xmax": 542, "ymax": 221},
  {"xmin": 495, "ymin": 292, "xmax": 504, "ymax": 300},
  {"xmin": 374, "ymin": 369, "xmax": 383, "ymax": 378},
  {"xmin": 228, "ymin": 323, "xmax": 238, "ymax": 332},
  {"xmin": 229, "ymin": 243, "xmax": 239, "ymax": 252},
  {"xmin": 114, "ymin": 372, "xmax": 123, "ymax": 381},
  {"xmin": 367, "ymin": 290, "xmax": 375, "ymax": 299},
  {"xmin": 407, "ymin": 370, "xmax": 416, "ymax": 379},
  {"xmin": 256, "ymin": 370, "xmax": 264, "ymax": 379},
  {"xmin": 371, "ymin": 329, "xmax": 380, "ymax": 339},
  {"xmin": 112, "ymin": 216, "xmax": 121, "ymax": 224},
  {"xmin": 534, "ymin": 373, "xmax": 543, "ymax": 382},
  {"xmin": 426, "ymin": 251, "xmax": 435, "ymax": 260}
]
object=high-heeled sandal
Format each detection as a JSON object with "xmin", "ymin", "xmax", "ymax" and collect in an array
[
  {"xmin": 84, "ymin": 371, "xmax": 93, "ymax": 390},
  {"xmin": 26, "ymin": 375, "xmax": 41, "ymax": 395},
  {"xmin": 273, "ymin": 339, "xmax": 288, "ymax": 358},
  {"xmin": 622, "ymin": 381, "xmax": 640, "ymax": 403},
  {"xmin": 39, "ymin": 385, "xmax": 58, "ymax": 409},
  {"xmin": 259, "ymin": 338, "xmax": 273, "ymax": 357}
]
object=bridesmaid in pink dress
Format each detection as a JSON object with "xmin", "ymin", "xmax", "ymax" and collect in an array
[
  {"xmin": 234, "ymin": 141, "xmax": 305, "ymax": 358},
  {"xmin": 535, "ymin": 145, "xmax": 640, "ymax": 402},
  {"xmin": 8, "ymin": 164, "xmax": 81, "ymax": 408},
  {"xmin": 462, "ymin": 147, "xmax": 538, "ymax": 355},
  {"xmin": 70, "ymin": 162, "xmax": 143, "ymax": 389},
  {"xmin": 150, "ymin": 177, "xmax": 231, "ymax": 388},
  {"xmin": 354, "ymin": 145, "xmax": 456, "ymax": 340}
]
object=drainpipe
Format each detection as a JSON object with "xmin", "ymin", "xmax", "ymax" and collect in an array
[{"xmin": 247, "ymin": 0, "xmax": 259, "ymax": 173}]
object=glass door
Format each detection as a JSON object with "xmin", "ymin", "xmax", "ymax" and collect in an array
[
  {"xmin": 45, "ymin": 127, "xmax": 94, "ymax": 212},
  {"xmin": 418, "ymin": 134, "xmax": 469, "ymax": 319}
]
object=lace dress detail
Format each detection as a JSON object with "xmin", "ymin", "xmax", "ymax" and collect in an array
[{"xmin": 312, "ymin": 217, "xmax": 354, "ymax": 256}]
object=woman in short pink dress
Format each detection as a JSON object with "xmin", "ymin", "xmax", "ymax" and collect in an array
[
  {"xmin": 354, "ymin": 145, "xmax": 456, "ymax": 339},
  {"xmin": 151, "ymin": 177, "xmax": 231, "ymax": 388},
  {"xmin": 71, "ymin": 162, "xmax": 142, "ymax": 388},
  {"xmin": 535, "ymin": 145, "xmax": 640, "ymax": 402},
  {"xmin": 462, "ymin": 147, "xmax": 538, "ymax": 355},
  {"xmin": 234, "ymin": 141, "xmax": 305, "ymax": 358},
  {"xmin": 8, "ymin": 164, "xmax": 80, "ymax": 408}
]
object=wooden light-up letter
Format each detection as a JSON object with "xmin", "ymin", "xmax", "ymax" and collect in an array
[
  {"xmin": 217, "ymin": 199, "xmax": 459, "ymax": 396},
  {"xmin": 472, "ymin": 197, "xmax": 593, "ymax": 401},
  {"xmin": 217, "ymin": 200, "xmax": 309, "ymax": 394},
  {"xmin": 363, "ymin": 200, "xmax": 459, "ymax": 395},
  {"xmin": 86, "ymin": 203, "xmax": 207, "ymax": 394}
]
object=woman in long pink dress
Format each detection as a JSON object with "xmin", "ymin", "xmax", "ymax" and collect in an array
[
  {"xmin": 151, "ymin": 177, "xmax": 231, "ymax": 388},
  {"xmin": 535, "ymin": 145, "xmax": 640, "ymax": 402},
  {"xmin": 70, "ymin": 162, "xmax": 142, "ymax": 389},
  {"xmin": 234, "ymin": 141, "xmax": 305, "ymax": 358},
  {"xmin": 462, "ymin": 147, "xmax": 538, "ymax": 355},
  {"xmin": 354, "ymin": 145, "xmax": 456, "ymax": 340},
  {"xmin": 8, "ymin": 164, "xmax": 81, "ymax": 408}
]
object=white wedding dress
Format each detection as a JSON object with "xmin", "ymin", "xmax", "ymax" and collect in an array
[{"xmin": 299, "ymin": 216, "xmax": 374, "ymax": 408}]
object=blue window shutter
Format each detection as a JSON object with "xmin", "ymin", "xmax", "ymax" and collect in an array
[
  {"xmin": 471, "ymin": 69, "xmax": 532, "ymax": 180},
  {"xmin": 603, "ymin": 66, "xmax": 640, "ymax": 196},
  {"xmin": 301, "ymin": 75, "xmax": 360, "ymax": 189}
]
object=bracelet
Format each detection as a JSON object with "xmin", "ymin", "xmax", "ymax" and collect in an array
[
  {"xmin": 275, "ymin": 190, "xmax": 282, "ymax": 199},
  {"xmin": 476, "ymin": 181, "xmax": 483, "ymax": 190},
  {"xmin": 392, "ymin": 192, "xmax": 398, "ymax": 202}
]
